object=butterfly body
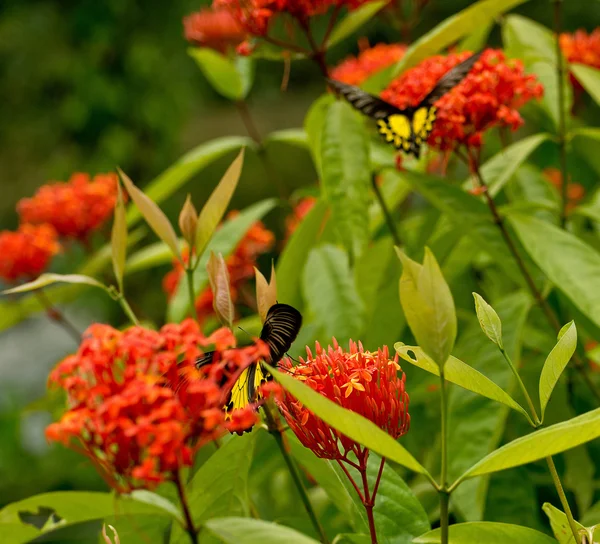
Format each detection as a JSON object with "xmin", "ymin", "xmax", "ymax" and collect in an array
[
  {"xmin": 327, "ymin": 51, "xmax": 482, "ymax": 158},
  {"xmin": 195, "ymin": 303, "xmax": 302, "ymax": 429}
]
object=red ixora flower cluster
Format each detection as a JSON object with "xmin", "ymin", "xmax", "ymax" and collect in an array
[
  {"xmin": 381, "ymin": 49, "xmax": 544, "ymax": 153},
  {"xmin": 285, "ymin": 196, "xmax": 317, "ymax": 240},
  {"xmin": 0, "ymin": 224, "xmax": 60, "ymax": 283},
  {"xmin": 17, "ymin": 172, "xmax": 119, "ymax": 242},
  {"xmin": 560, "ymin": 29, "xmax": 600, "ymax": 91},
  {"xmin": 163, "ymin": 212, "xmax": 274, "ymax": 321},
  {"xmin": 543, "ymin": 168, "xmax": 585, "ymax": 212},
  {"xmin": 46, "ymin": 319, "xmax": 267, "ymax": 492},
  {"xmin": 278, "ymin": 339, "xmax": 410, "ymax": 460},
  {"xmin": 330, "ymin": 42, "xmax": 407, "ymax": 86},
  {"xmin": 183, "ymin": 7, "xmax": 247, "ymax": 52}
]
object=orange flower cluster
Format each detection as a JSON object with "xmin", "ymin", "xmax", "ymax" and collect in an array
[
  {"xmin": 330, "ymin": 43, "xmax": 407, "ymax": 86},
  {"xmin": 183, "ymin": 7, "xmax": 247, "ymax": 52},
  {"xmin": 381, "ymin": 49, "xmax": 543, "ymax": 152},
  {"xmin": 17, "ymin": 172, "xmax": 119, "ymax": 241},
  {"xmin": 543, "ymin": 168, "xmax": 585, "ymax": 211},
  {"xmin": 285, "ymin": 196, "xmax": 317, "ymax": 240},
  {"xmin": 163, "ymin": 213, "xmax": 274, "ymax": 320},
  {"xmin": 560, "ymin": 29, "xmax": 600, "ymax": 91},
  {"xmin": 278, "ymin": 339, "xmax": 410, "ymax": 460},
  {"xmin": 46, "ymin": 319, "xmax": 265, "ymax": 491},
  {"xmin": 0, "ymin": 224, "xmax": 60, "ymax": 283}
]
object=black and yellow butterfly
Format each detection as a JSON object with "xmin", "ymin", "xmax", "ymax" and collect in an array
[
  {"xmin": 327, "ymin": 51, "xmax": 482, "ymax": 158},
  {"xmin": 195, "ymin": 303, "xmax": 302, "ymax": 421}
]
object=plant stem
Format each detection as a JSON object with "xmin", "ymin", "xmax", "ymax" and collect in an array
[
  {"xmin": 35, "ymin": 290, "xmax": 81, "ymax": 344},
  {"xmin": 372, "ymin": 175, "xmax": 402, "ymax": 246},
  {"xmin": 358, "ymin": 453, "xmax": 378, "ymax": 544},
  {"xmin": 546, "ymin": 456, "xmax": 581, "ymax": 544},
  {"xmin": 499, "ymin": 348, "xmax": 541, "ymax": 426},
  {"xmin": 263, "ymin": 405, "xmax": 330, "ymax": 544},
  {"xmin": 185, "ymin": 267, "xmax": 200, "ymax": 322},
  {"xmin": 439, "ymin": 367, "xmax": 450, "ymax": 544},
  {"xmin": 469, "ymin": 159, "xmax": 600, "ymax": 403},
  {"xmin": 235, "ymin": 100, "xmax": 262, "ymax": 146},
  {"xmin": 115, "ymin": 292, "xmax": 140, "ymax": 326},
  {"xmin": 174, "ymin": 471, "xmax": 199, "ymax": 544},
  {"xmin": 553, "ymin": 0, "xmax": 569, "ymax": 228}
]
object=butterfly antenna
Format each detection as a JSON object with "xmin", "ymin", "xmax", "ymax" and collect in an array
[{"xmin": 237, "ymin": 326, "xmax": 253, "ymax": 340}]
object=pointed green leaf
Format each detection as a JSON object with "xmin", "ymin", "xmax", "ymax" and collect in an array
[
  {"xmin": 413, "ymin": 522, "xmax": 558, "ymax": 543},
  {"xmin": 539, "ymin": 321, "xmax": 577, "ymax": 421},
  {"xmin": 304, "ymin": 94, "xmax": 334, "ymax": 177},
  {"xmin": 326, "ymin": 0, "xmax": 387, "ymax": 48},
  {"xmin": 111, "ymin": 183, "xmax": 127, "ymax": 293},
  {"xmin": 195, "ymin": 149, "xmax": 245, "ymax": 259},
  {"xmin": 392, "ymin": 0, "xmax": 530, "ymax": 76},
  {"xmin": 542, "ymin": 503, "xmax": 587, "ymax": 544},
  {"xmin": 320, "ymin": 101, "xmax": 370, "ymax": 260},
  {"xmin": 395, "ymin": 344, "xmax": 530, "ymax": 422},
  {"xmin": 472, "ymin": 293, "xmax": 504, "ymax": 349},
  {"xmin": 127, "ymin": 490, "xmax": 184, "ymax": 525},
  {"xmin": 277, "ymin": 199, "xmax": 328, "ymax": 309},
  {"xmin": 267, "ymin": 365, "xmax": 431, "ymax": 477},
  {"xmin": 510, "ymin": 214, "xmax": 600, "ymax": 330},
  {"xmin": 455, "ymin": 407, "xmax": 600, "ymax": 484},
  {"xmin": 2, "ymin": 273, "xmax": 108, "ymax": 295},
  {"xmin": 205, "ymin": 518, "xmax": 320, "ymax": 544},
  {"xmin": 119, "ymin": 168, "xmax": 181, "ymax": 262},
  {"xmin": 571, "ymin": 64, "xmax": 600, "ymax": 106},
  {"xmin": 397, "ymin": 248, "xmax": 456, "ymax": 367}
]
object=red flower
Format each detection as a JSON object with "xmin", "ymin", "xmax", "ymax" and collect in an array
[
  {"xmin": 45, "ymin": 319, "xmax": 266, "ymax": 492},
  {"xmin": 17, "ymin": 173, "xmax": 120, "ymax": 241},
  {"xmin": 560, "ymin": 29, "xmax": 600, "ymax": 92},
  {"xmin": 330, "ymin": 43, "xmax": 407, "ymax": 86},
  {"xmin": 0, "ymin": 224, "xmax": 60, "ymax": 283},
  {"xmin": 183, "ymin": 7, "xmax": 247, "ymax": 52},
  {"xmin": 284, "ymin": 196, "xmax": 317, "ymax": 241},
  {"xmin": 278, "ymin": 339, "xmax": 410, "ymax": 460},
  {"xmin": 380, "ymin": 49, "xmax": 543, "ymax": 152},
  {"xmin": 163, "ymin": 212, "xmax": 274, "ymax": 321},
  {"xmin": 543, "ymin": 168, "xmax": 585, "ymax": 211}
]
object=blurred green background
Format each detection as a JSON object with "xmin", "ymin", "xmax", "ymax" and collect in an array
[{"xmin": 1, "ymin": 0, "xmax": 598, "ymax": 510}]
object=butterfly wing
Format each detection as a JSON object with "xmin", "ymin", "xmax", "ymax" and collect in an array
[
  {"xmin": 195, "ymin": 351, "xmax": 216, "ymax": 370},
  {"xmin": 260, "ymin": 303, "xmax": 303, "ymax": 364},
  {"xmin": 420, "ymin": 50, "xmax": 483, "ymax": 106}
]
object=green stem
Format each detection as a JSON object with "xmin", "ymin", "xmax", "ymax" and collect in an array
[
  {"xmin": 263, "ymin": 405, "xmax": 330, "ymax": 544},
  {"xmin": 439, "ymin": 367, "xmax": 449, "ymax": 544},
  {"xmin": 174, "ymin": 471, "xmax": 199, "ymax": 544},
  {"xmin": 185, "ymin": 267, "xmax": 200, "ymax": 322},
  {"xmin": 553, "ymin": 0, "xmax": 570, "ymax": 228},
  {"xmin": 116, "ymin": 292, "xmax": 140, "ymax": 326},
  {"xmin": 499, "ymin": 348, "xmax": 541, "ymax": 426},
  {"xmin": 546, "ymin": 456, "xmax": 581, "ymax": 544},
  {"xmin": 371, "ymin": 175, "xmax": 402, "ymax": 246},
  {"xmin": 35, "ymin": 289, "xmax": 82, "ymax": 344}
]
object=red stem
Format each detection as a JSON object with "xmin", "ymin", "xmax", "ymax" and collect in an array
[
  {"xmin": 358, "ymin": 451, "xmax": 378, "ymax": 544},
  {"xmin": 336, "ymin": 458, "xmax": 365, "ymax": 503},
  {"xmin": 174, "ymin": 471, "xmax": 198, "ymax": 544}
]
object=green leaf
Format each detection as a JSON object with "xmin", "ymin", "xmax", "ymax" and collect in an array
[
  {"xmin": 472, "ymin": 293, "xmax": 504, "ymax": 349},
  {"xmin": 510, "ymin": 214, "xmax": 600, "ymax": 330},
  {"xmin": 368, "ymin": 455, "xmax": 430, "ymax": 544},
  {"xmin": 542, "ymin": 503, "xmax": 586, "ymax": 544},
  {"xmin": 111, "ymin": 183, "xmax": 127, "ymax": 293},
  {"xmin": 320, "ymin": 101, "xmax": 370, "ymax": 260},
  {"xmin": 195, "ymin": 149, "xmax": 245, "ymax": 258},
  {"xmin": 125, "ymin": 239, "xmax": 185, "ymax": 274},
  {"xmin": 126, "ymin": 136, "xmax": 253, "ymax": 225},
  {"xmin": 392, "ymin": 0, "xmax": 529, "ymax": 76},
  {"xmin": 267, "ymin": 365, "xmax": 431, "ymax": 477},
  {"xmin": 571, "ymin": 64, "xmax": 600, "ymax": 105},
  {"xmin": 170, "ymin": 432, "xmax": 258, "ymax": 544},
  {"xmin": 539, "ymin": 321, "xmax": 577, "ymax": 421},
  {"xmin": 188, "ymin": 48, "xmax": 249, "ymax": 101},
  {"xmin": 287, "ymin": 433, "xmax": 368, "ymax": 533},
  {"xmin": 1, "ymin": 273, "xmax": 108, "ymax": 295},
  {"xmin": 119, "ymin": 168, "xmax": 181, "ymax": 262},
  {"xmin": 168, "ymin": 199, "xmax": 276, "ymax": 322},
  {"xmin": 277, "ymin": 199, "xmax": 328, "ymax": 309},
  {"xmin": 454, "ymin": 406, "xmax": 600, "ymax": 485},
  {"xmin": 127, "ymin": 490, "xmax": 184, "ymax": 525},
  {"xmin": 395, "ymin": 344, "xmax": 530, "ymax": 422},
  {"xmin": 397, "ymin": 248, "xmax": 457, "ymax": 367},
  {"xmin": 326, "ymin": 1, "xmax": 387, "ymax": 48},
  {"xmin": 464, "ymin": 134, "xmax": 552, "ymax": 197},
  {"xmin": 305, "ymin": 94, "xmax": 334, "ymax": 177},
  {"xmin": 0, "ymin": 523, "xmax": 39, "ymax": 542},
  {"xmin": 302, "ymin": 245, "xmax": 366, "ymax": 345},
  {"xmin": 205, "ymin": 517, "xmax": 320, "ymax": 544},
  {"xmin": 413, "ymin": 522, "xmax": 558, "ymax": 543},
  {"xmin": 263, "ymin": 128, "xmax": 308, "ymax": 149}
]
